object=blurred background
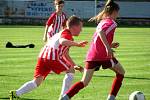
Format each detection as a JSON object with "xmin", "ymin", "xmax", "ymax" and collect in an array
[
  {"xmin": 0, "ymin": 1, "xmax": 150, "ymax": 100},
  {"xmin": 0, "ymin": 0, "xmax": 150, "ymax": 26}
]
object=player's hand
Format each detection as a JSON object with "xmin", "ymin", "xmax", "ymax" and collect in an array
[
  {"xmin": 107, "ymin": 48, "xmax": 114, "ymax": 58},
  {"xmin": 77, "ymin": 41, "xmax": 88, "ymax": 47},
  {"xmin": 74, "ymin": 65, "xmax": 84, "ymax": 73},
  {"xmin": 111, "ymin": 42, "xmax": 120, "ymax": 48}
]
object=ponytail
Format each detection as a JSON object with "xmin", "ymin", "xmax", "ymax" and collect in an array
[
  {"xmin": 105, "ymin": 0, "xmax": 114, "ymax": 6},
  {"xmin": 88, "ymin": 10, "xmax": 105, "ymax": 22},
  {"xmin": 89, "ymin": 0, "xmax": 119, "ymax": 22}
]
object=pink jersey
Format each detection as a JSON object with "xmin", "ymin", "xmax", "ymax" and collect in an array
[
  {"xmin": 39, "ymin": 29, "xmax": 73, "ymax": 61},
  {"xmin": 86, "ymin": 18, "xmax": 117, "ymax": 61},
  {"xmin": 46, "ymin": 12, "xmax": 67, "ymax": 38}
]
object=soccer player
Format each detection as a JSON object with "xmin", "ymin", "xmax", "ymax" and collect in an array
[
  {"xmin": 9, "ymin": 16, "xmax": 88, "ymax": 100},
  {"xmin": 43, "ymin": 0, "xmax": 67, "ymax": 42},
  {"xmin": 43, "ymin": 0, "xmax": 75, "ymax": 98},
  {"xmin": 61, "ymin": 0, "xmax": 125, "ymax": 100}
]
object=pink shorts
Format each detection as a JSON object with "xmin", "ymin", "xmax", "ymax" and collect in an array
[
  {"xmin": 34, "ymin": 58, "xmax": 71, "ymax": 79},
  {"xmin": 85, "ymin": 58, "xmax": 118, "ymax": 71}
]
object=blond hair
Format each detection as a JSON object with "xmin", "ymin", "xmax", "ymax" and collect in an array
[
  {"xmin": 89, "ymin": 0, "xmax": 119, "ymax": 22},
  {"xmin": 66, "ymin": 15, "xmax": 82, "ymax": 28}
]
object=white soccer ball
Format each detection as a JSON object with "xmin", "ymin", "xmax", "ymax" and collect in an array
[{"xmin": 129, "ymin": 91, "xmax": 145, "ymax": 100}]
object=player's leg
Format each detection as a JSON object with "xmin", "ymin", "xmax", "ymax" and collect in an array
[
  {"xmin": 107, "ymin": 62, "xmax": 125, "ymax": 100},
  {"xmin": 9, "ymin": 58, "xmax": 50, "ymax": 99},
  {"xmin": 61, "ymin": 68, "xmax": 95, "ymax": 100},
  {"xmin": 16, "ymin": 76, "xmax": 44, "ymax": 96},
  {"xmin": 59, "ymin": 67, "xmax": 75, "ymax": 98},
  {"xmin": 9, "ymin": 76, "xmax": 44, "ymax": 100}
]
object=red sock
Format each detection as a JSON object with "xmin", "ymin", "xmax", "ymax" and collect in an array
[
  {"xmin": 66, "ymin": 81, "xmax": 84, "ymax": 98},
  {"xmin": 110, "ymin": 74, "xmax": 124, "ymax": 96}
]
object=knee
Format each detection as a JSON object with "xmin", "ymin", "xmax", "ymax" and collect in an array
[
  {"xmin": 34, "ymin": 77, "xmax": 44, "ymax": 87},
  {"xmin": 36, "ymin": 82, "xmax": 41, "ymax": 87},
  {"xmin": 122, "ymin": 69, "xmax": 125, "ymax": 75},
  {"xmin": 64, "ymin": 73, "xmax": 74, "ymax": 81},
  {"xmin": 120, "ymin": 68, "xmax": 125, "ymax": 76},
  {"xmin": 34, "ymin": 80, "xmax": 41, "ymax": 87},
  {"xmin": 84, "ymin": 83, "xmax": 89, "ymax": 87},
  {"xmin": 67, "ymin": 68, "xmax": 75, "ymax": 73},
  {"xmin": 81, "ymin": 81, "xmax": 89, "ymax": 87},
  {"xmin": 117, "ymin": 64, "xmax": 126, "ymax": 75}
]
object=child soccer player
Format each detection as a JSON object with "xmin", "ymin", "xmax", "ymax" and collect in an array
[
  {"xmin": 43, "ymin": 0, "xmax": 67, "ymax": 42},
  {"xmin": 9, "ymin": 16, "xmax": 88, "ymax": 100},
  {"xmin": 61, "ymin": 0, "xmax": 125, "ymax": 100},
  {"xmin": 43, "ymin": 0, "xmax": 77, "ymax": 98}
]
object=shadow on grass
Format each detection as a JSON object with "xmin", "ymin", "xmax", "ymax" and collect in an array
[
  {"xmin": 0, "ymin": 97, "xmax": 48, "ymax": 100},
  {"xmin": 1, "ymin": 74, "xmax": 150, "ymax": 80},
  {"xmin": 0, "ymin": 74, "xmax": 19, "ymax": 77},
  {"xmin": 0, "ymin": 97, "xmax": 9, "ymax": 100},
  {"xmin": 0, "ymin": 25, "xmax": 43, "ymax": 28},
  {"xmin": 20, "ymin": 98, "xmax": 48, "ymax": 100},
  {"xmin": 93, "ymin": 75, "xmax": 150, "ymax": 80}
]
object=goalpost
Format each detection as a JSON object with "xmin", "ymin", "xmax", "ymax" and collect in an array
[{"xmin": 95, "ymin": 0, "xmax": 97, "ymax": 16}]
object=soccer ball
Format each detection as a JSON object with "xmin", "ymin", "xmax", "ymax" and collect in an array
[{"xmin": 129, "ymin": 91, "xmax": 145, "ymax": 100}]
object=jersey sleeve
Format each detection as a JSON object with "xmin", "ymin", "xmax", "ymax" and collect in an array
[
  {"xmin": 46, "ymin": 12, "xmax": 56, "ymax": 26},
  {"xmin": 97, "ymin": 20, "xmax": 117, "ymax": 35},
  {"xmin": 61, "ymin": 31, "xmax": 73, "ymax": 41},
  {"xmin": 102, "ymin": 23, "xmax": 116, "ymax": 33}
]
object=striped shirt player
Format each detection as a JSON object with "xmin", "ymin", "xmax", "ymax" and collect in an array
[
  {"xmin": 9, "ymin": 16, "xmax": 85, "ymax": 100},
  {"xmin": 34, "ymin": 29, "xmax": 73, "ymax": 79},
  {"xmin": 46, "ymin": 12, "xmax": 67, "ymax": 38}
]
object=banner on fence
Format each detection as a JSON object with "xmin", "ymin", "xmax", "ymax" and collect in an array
[{"xmin": 0, "ymin": 0, "xmax": 150, "ymax": 18}]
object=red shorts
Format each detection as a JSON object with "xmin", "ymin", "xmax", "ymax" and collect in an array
[
  {"xmin": 34, "ymin": 58, "xmax": 71, "ymax": 79},
  {"xmin": 85, "ymin": 58, "xmax": 118, "ymax": 71}
]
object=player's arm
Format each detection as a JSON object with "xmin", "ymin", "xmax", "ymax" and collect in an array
[
  {"xmin": 62, "ymin": 17, "xmax": 67, "ymax": 29},
  {"xmin": 63, "ymin": 49, "xmax": 76, "ymax": 67},
  {"xmin": 98, "ymin": 30, "xmax": 113, "ymax": 58},
  {"xmin": 62, "ymin": 20, "xmax": 67, "ymax": 29},
  {"xmin": 43, "ymin": 25, "xmax": 49, "ymax": 42},
  {"xmin": 63, "ymin": 50, "xmax": 83, "ymax": 72},
  {"xmin": 59, "ymin": 38, "xmax": 88, "ymax": 47},
  {"xmin": 43, "ymin": 13, "xmax": 55, "ymax": 42}
]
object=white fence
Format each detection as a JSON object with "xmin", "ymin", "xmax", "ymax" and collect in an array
[{"xmin": 0, "ymin": 0, "xmax": 150, "ymax": 19}]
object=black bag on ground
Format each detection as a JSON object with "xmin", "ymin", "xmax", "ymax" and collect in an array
[{"xmin": 6, "ymin": 42, "xmax": 35, "ymax": 48}]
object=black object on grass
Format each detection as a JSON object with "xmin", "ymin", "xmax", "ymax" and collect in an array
[{"xmin": 6, "ymin": 42, "xmax": 35, "ymax": 48}]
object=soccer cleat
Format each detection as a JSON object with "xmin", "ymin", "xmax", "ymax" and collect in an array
[
  {"xmin": 107, "ymin": 95, "xmax": 116, "ymax": 100},
  {"xmin": 9, "ymin": 90, "xmax": 19, "ymax": 100},
  {"xmin": 60, "ymin": 95, "xmax": 70, "ymax": 100}
]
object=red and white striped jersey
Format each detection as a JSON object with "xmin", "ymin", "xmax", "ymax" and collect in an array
[
  {"xmin": 46, "ymin": 12, "xmax": 67, "ymax": 38},
  {"xmin": 39, "ymin": 29, "xmax": 73, "ymax": 61}
]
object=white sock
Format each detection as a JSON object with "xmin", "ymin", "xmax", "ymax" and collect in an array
[
  {"xmin": 60, "ymin": 73, "xmax": 74, "ymax": 96},
  {"xmin": 107, "ymin": 95, "xmax": 115, "ymax": 100},
  {"xmin": 16, "ymin": 80, "xmax": 37, "ymax": 96}
]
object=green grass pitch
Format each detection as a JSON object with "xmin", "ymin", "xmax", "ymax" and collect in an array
[{"xmin": 0, "ymin": 26, "xmax": 150, "ymax": 100}]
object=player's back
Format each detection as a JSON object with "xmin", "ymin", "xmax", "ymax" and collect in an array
[{"xmin": 86, "ymin": 18, "xmax": 117, "ymax": 61}]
